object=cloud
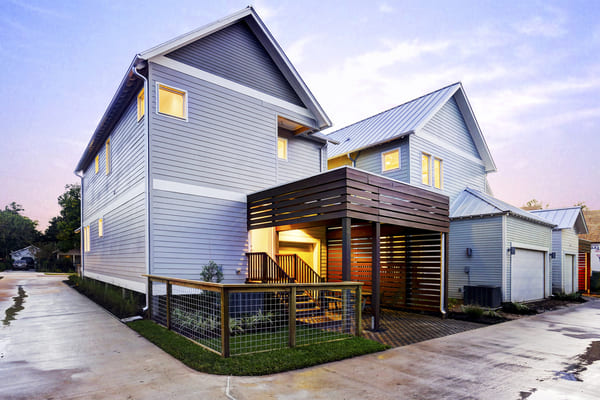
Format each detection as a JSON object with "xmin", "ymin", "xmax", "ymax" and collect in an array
[
  {"xmin": 9, "ymin": 0, "xmax": 69, "ymax": 19},
  {"xmin": 286, "ymin": 35, "xmax": 317, "ymax": 64},
  {"xmin": 515, "ymin": 5, "xmax": 567, "ymax": 38},
  {"xmin": 378, "ymin": 3, "xmax": 394, "ymax": 14}
]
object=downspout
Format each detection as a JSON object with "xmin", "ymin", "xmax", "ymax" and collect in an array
[
  {"xmin": 347, "ymin": 151, "xmax": 360, "ymax": 167},
  {"xmin": 132, "ymin": 61, "xmax": 151, "ymax": 310},
  {"xmin": 440, "ymin": 232, "xmax": 446, "ymax": 317},
  {"xmin": 74, "ymin": 170, "xmax": 84, "ymax": 277},
  {"xmin": 319, "ymin": 142, "xmax": 327, "ymax": 172}
]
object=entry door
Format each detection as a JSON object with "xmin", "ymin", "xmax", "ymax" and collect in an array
[
  {"xmin": 564, "ymin": 254, "xmax": 575, "ymax": 293},
  {"xmin": 511, "ymin": 248, "xmax": 545, "ymax": 302}
]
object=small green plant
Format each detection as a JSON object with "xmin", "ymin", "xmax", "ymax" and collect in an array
[
  {"xmin": 501, "ymin": 302, "xmax": 536, "ymax": 315},
  {"xmin": 448, "ymin": 298, "xmax": 460, "ymax": 310},
  {"xmin": 200, "ymin": 261, "xmax": 224, "ymax": 283},
  {"xmin": 462, "ymin": 304, "xmax": 484, "ymax": 320},
  {"xmin": 483, "ymin": 310, "xmax": 502, "ymax": 318},
  {"xmin": 552, "ymin": 292, "xmax": 586, "ymax": 302}
]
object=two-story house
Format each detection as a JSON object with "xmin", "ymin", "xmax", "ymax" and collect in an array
[
  {"xmin": 76, "ymin": 8, "xmax": 451, "ymax": 326},
  {"xmin": 326, "ymin": 83, "xmax": 555, "ymax": 304}
]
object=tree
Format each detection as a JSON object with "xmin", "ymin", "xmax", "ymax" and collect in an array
[
  {"xmin": 54, "ymin": 184, "xmax": 81, "ymax": 253},
  {"xmin": 0, "ymin": 203, "xmax": 40, "ymax": 262},
  {"xmin": 522, "ymin": 199, "xmax": 548, "ymax": 210},
  {"xmin": 574, "ymin": 202, "xmax": 588, "ymax": 212}
]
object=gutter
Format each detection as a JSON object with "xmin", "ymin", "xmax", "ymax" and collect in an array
[
  {"xmin": 131, "ymin": 61, "xmax": 151, "ymax": 311},
  {"xmin": 440, "ymin": 232, "xmax": 446, "ymax": 317}
]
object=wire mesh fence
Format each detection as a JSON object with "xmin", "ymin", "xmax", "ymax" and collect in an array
[{"xmin": 147, "ymin": 276, "xmax": 362, "ymax": 357}]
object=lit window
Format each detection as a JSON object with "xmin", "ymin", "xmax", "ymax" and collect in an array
[
  {"xmin": 382, "ymin": 149, "xmax": 400, "ymax": 172},
  {"xmin": 98, "ymin": 218, "xmax": 103, "ymax": 237},
  {"xmin": 434, "ymin": 158, "xmax": 443, "ymax": 189},
  {"xmin": 84, "ymin": 226, "xmax": 90, "ymax": 252},
  {"xmin": 95, "ymin": 155, "xmax": 99, "ymax": 174},
  {"xmin": 421, "ymin": 153, "xmax": 431, "ymax": 185},
  {"xmin": 157, "ymin": 83, "xmax": 186, "ymax": 119},
  {"xmin": 105, "ymin": 139, "xmax": 111, "ymax": 175},
  {"xmin": 137, "ymin": 88, "xmax": 145, "ymax": 121},
  {"xmin": 278, "ymin": 137, "xmax": 287, "ymax": 160}
]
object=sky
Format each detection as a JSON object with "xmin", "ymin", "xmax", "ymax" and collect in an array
[{"xmin": 0, "ymin": 0, "xmax": 599, "ymax": 230}]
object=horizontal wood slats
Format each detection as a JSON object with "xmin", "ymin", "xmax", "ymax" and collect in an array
[
  {"xmin": 247, "ymin": 167, "xmax": 449, "ymax": 232},
  {"xmin": 328, "ymin": 225, "xmax": 442, "ymax": 312}
]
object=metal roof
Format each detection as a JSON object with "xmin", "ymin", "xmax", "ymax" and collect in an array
[
  {"xmin": 450, "ymin": 188, "xmax": 556, "ymax": 227},
  {"xmin": 325, "ymin": 82, "xmax": 497, "ymax": 172},
  {"xmin": 530, "ymin": 207, "xmax": 589, "ymax": 234},
  {"xmin": 76, "ymin": 6, "xmax": 331, "ymax": 172}
]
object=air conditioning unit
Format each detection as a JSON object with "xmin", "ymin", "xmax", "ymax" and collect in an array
[{"xmin": 463, "ymin": 285, "xmax": 501, "ymax": 308}]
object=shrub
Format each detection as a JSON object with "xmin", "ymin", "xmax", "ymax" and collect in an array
[
  {"xmin": 502, "ymin": 302, "xmax": 536, "ymax": 315},
  {"xmin": 552, "ymin": 292, "xmax": 586, "ymax": 303},
  {"xmin": 68, "ymin": 275, "xmax": 142, "ymax": 318},
  {"xmin": 200, "ymin": 261, "xmax": 224, "ymax": 283},
  {"xmin": 462, "ymin": 304, "xmax": 484, "ymax": 320}
]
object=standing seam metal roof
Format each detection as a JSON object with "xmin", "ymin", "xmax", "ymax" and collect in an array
[
  {"xmin": 530, "ymin": 207, "xmax": 589, "ymax": 233},
  {"xmin": 450, "ymin": 188, "xmax": 556, "ymax": 227},
  {"xmin": 326, "ymin": 83, "xmax": 460, "ymax": 158}
]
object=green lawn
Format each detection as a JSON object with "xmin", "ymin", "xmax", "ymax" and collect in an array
[{"xmin": 128, "ymin": 319, "xmax": 388, "ymax": 375}]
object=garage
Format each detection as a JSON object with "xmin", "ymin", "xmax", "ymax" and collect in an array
[
  {"xmin": 564, "ymin": 254, "xmax": 576, "ymax": 293},
  {"xmin": 511, "ymin": 248, "xmax": 545, "ymax": 302}
]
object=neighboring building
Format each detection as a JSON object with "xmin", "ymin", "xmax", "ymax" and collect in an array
[
  {"xmin": 326, "ymin": 82, "xmax": 497, "ymax": 203},
  {"xmin": 75, "ymin": 7, "xmax": 332, "ymax": 293},
  {"xmin": 10, "ymin": 245, "xmax": 40, "ymax": 261},
  {"xmin": 449, "ymin": 188, "xmax": 555, "ymax": 302},
  {"xmin": 579, "ymin": 209, "xmax": 600, "ymax": 242},
  {"xmin": 531, "ymin": 207, "xmax": 589, "ymax": 294}
]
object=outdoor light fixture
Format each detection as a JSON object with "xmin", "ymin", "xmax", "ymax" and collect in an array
[
  {"xmin": 510, "ymin": 247, "xmax": 516, "ymax": 255},
  {"xmin": 550, "ymin": 252, "xmax": 556, "ymax": 259},
  {"xmin": 466, "ymin": 248, "xmax": 473, "ymax": 257}
]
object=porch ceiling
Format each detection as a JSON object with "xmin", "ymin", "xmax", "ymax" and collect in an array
[{"xmin": 247, "ymin": 166, "xmax": 449, "ymax": 233}]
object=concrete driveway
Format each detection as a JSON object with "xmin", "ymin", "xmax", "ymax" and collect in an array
[{"xmin": 1, "ymin": 272, "xmax": 600, "ymax": 399}]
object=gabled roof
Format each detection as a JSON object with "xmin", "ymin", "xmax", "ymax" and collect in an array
[
  {"xmin": 76, "ymin": 6, "xmax": 330, "ymax": 172},
  {"xmin": 450, "ymin": 188, "xmax": 555, "ymax": 227},
  {"xmin": 530, "ymin": 207, "xmax": 589, "ymax": 234},
  {"xmin": 326, "ymin": 82, "xmax": 497, "ymax": 172}
]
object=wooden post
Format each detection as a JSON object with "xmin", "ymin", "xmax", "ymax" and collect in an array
[
  {"xmin": 371, "ymin": 222, "xmax": 381, "ymax": 330},
  {"xmin": 342, "ymin": 217, "xmax": 352, "ymax": 281},
  {"xmin": 147, "ymin": 276, "xmax": 153, "ymax": 320},
  {"xmin": 221, "ymin": 288, "xmax": 230, "ymax": 357},
  {"xmin": 288, "ymin": 286, "xmax": 296, "ymax": 348},
  {"xmin": 355, "ymin": 284, "xmax": 362, "ymax": 337},
  {"xmin": 262, "ymin": 253, "xmax": 268, "ymax": 282},
  {"xmin": 166, "ymin": 281, "xmax": 172, "ymax": 330}
]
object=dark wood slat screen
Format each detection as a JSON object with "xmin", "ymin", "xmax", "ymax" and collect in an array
[{"xmin": 247, "ymin": 167, "xmax": 449, "ymax": 232}]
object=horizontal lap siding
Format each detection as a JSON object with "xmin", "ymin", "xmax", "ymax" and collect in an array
[
  {"xmin": 448, "ymin": 217, "xmax": 503, "ymax": 300},
  {"xmin": 562, "ymin": 229, "xmax": 580, "ymax": 291},
  {"xmin": 151, "ymin": 191, "xmax": 247, "ymax": 283},
  {"xmin": 551, "ymin": 230, "xmax": 562, "ymax": 291},
  {"xmin": 354, "ymin": 137, "xmax": 410, "ymax": 183},
  {"xmin": 506, "ymin": 217, "xmax": 552, "ymax": 301},
  {"xmin": 165, "ymin": 20, "xmax": 304, "ymax": 107},
  {"xmin": 82, "ymin": 97, "xmax": 146, "ymax": 292},
  {"xmin": 277, "ymin": 128, "xmax": 322, "ymax": 184}
]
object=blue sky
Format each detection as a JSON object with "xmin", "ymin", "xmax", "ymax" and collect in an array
[{"xmin": 1, "ymin": 0, "xmax": 599, "ymax": 229}]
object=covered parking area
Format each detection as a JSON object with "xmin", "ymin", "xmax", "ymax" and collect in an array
[{"xmin": 247, "ymin": 166, "xmax": 450, "ymax": 330}]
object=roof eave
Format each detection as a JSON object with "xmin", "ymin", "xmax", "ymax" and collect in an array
[{"xmin": 327, "ymin": 130, "xmax": 414, "ymax": 160}]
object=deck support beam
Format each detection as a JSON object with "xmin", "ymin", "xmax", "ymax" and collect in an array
[
  {"xmin": 342, "ymin": 217, "xmax": 352, "ymax": 281},
  {"xmin": 371, "ymin": 221, "xmax": 381, "ymax": 330}
]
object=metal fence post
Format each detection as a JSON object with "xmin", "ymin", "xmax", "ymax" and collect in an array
[
  {"xmin": 289, "ymin": 286, "xmax": 297, "ymax": 348},
  {"xmin": 355, "ymin": 285, "xmax": 362, "ymax": 337},
  {"xmin": 147, "ymin": 277, "xmax": 153, "ymax": 320},
  {"xmin": 221, "ymin": 288, "xmax": 230, "ymax": 357},
  {"xmin": 166, "ymin": 281, "xmax": 172, "ymax": 330}
]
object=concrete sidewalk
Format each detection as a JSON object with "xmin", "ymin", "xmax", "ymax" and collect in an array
[{"xmin": 1, "ymin": 272, "xmax": 600, "ymax": 399}]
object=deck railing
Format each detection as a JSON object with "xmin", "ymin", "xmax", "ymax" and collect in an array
[
  {"xmin": 246, "ymin": 252, "xmax": 293, "ymax": 283},
  {"xmin": 146, "ymin": 275, "xmax": 362, "ymax": 357},
  {"xmin": 276, "ymin": 254, "xmax": 324, "ymax": 284}
]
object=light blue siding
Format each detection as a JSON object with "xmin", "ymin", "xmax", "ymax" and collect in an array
[
  {"xmin": 165, "ymin": 21, "xmax": 304, "ymax": 107},
  {"xmin": 351, "ymin": 137, "xmax": 410, "ymax": 183},
  {"xmin": 82, "ymin": 98, "xmax": 147, "ymax": 292},
  {"xmin": 409, "ymin": 135, "xmax": 486, "ymax": 203},
  {"xmin": 277, "ymin": 128, "xmax": 323, "ymax": 184},
  {"xmin": 551, "ymin": 230, "xmax": 562, "ymax": 291},
  {"xmin": 448, "ymin": 217, "xmax": 503, "ymax": 300},
  {"xmin": 506, "ymin": 217, "xmax": 552, "ymax": 301},
  {"xmin": 552, "ymin": 229, "xmax": 579, "ymax": 293}
]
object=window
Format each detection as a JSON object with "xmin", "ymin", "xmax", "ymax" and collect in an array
[
  {"xmin": 98, "ymin": 218, "xmax": 103, "ymax": 237},
  {"xmin": 157, "ymin": 83, "xmax": 186, "ymax": 119},
  {"xmin": 137, "ymin": 88, "xmax": 145, "ymax": 120},
  {"xmin": 433, "ymin": 158, "xmax": 443, "ymax": 189},
  {"xmin": 105, "ymin": 138, "xmax": 111, "ymax": 175},
  {"xmin": 277, "ymin": 137, "xmax": 287, "ymax": 160},
  {"xmin": 95, "ymin": 155, "xmax": 99, "ymax": 174},
  {"xmin": 382, "ymin": 149, "xmax": 400, "ymax": 172},
  {"xmin": 421, "ymin": 153, "xmax": 431, "ymax": 185},
  {"xmin": 84, "ymin": 225, "xmax": 90, "ymax": 252}
]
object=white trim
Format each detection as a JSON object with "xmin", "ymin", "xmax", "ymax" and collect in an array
[
  {"xmin": 417, "ymin": 130, "xmax": 486, "ymax": 167},
  {"xmin": 153, "ymin": 178, "xmax": 247, "ymax": 203},
  {"xmin": 510, "ymin": 242, "xmax": 550, "ymax": 252},
  {"xmin": 155, "ymin": 81, "xmax": 188, "ymax": 121},
  {"xmin": 501, "ymin": 214, "xmax": 508, "ymax": 302},
  {"xmin": 151, "ymin": 56, "xmax": 313, "ymax": 119},
  {"xmin": 381, "ymin": 148, "xmax": 400, "ymax": 173},
  {"xmin": 83, "ymin": 271, "xmax": 146, "ymax": 293},
  {"xmin": 83, "ymin": 181, "xmax": 145, "ymax": 226}
]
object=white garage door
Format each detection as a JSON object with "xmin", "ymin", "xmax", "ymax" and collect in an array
[{"xmin": 511, "ymin": 248, "xmax": 545, "ymax": 302}]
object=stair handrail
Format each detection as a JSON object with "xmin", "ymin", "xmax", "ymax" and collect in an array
[
  {"xmin": 276, "ymin": 254, "xmax": 323, "ymax": 284},
  {"xmin": 246, "ymin": 252, "xmax": 293, "ymax": 283}
]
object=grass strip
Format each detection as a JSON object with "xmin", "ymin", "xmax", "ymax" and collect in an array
[{"xmin": 128, "ymin": 319, "xmax": 389, "ymax": 375}]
